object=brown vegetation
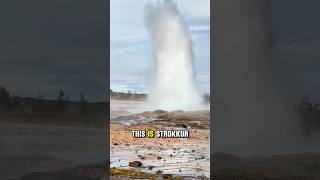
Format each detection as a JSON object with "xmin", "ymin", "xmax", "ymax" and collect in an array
[{"xmin": 0, "ymin": 86, "xmax": 107, "ymax": 127}]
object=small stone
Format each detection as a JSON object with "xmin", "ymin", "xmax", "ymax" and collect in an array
[
  {"xmin": 128, "ymin": 161, "xmax": 142, "ymax": 167},
  {"xmin": 162, "ymin": 174, "xmax": 173, "ymax": 179},
  {"xmin": 137, "ymin": 155, "xmax": 145, "ymax": 160}
]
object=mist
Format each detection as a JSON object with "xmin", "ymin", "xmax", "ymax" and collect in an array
[
  {"xmin": 144, "ymin": 0, "xmax": 204, "ymax": 111},
  {"xmin": 213, "ymin": 0, "xmax": 320, "ymax": 157}
]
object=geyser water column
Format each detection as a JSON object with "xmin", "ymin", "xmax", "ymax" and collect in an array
[{"xmin": 145, "ymin": 0, "xmax": 204, "ymax": 111}]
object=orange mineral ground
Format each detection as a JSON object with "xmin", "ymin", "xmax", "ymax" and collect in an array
[{"xmin": 110, "ymin": 100, "xmax": 210, "ymax": 179}]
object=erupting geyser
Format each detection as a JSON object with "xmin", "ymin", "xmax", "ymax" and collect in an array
[{"xmin": 145, "ymin": 0, "xmax": 204, "ymax": 111}]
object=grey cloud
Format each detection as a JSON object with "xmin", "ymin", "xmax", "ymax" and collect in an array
[
  {"xmin": 0, "ymin": 0, "xmax": 107, "ymax": 101},
  {"xmin": 270, "ymin": 0, "xmax": 320, "ymax": 101}
]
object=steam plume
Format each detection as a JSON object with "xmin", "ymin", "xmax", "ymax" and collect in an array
[{"xmin": 144, "ymin": 0, "xmax": 204, "ymax": 111}]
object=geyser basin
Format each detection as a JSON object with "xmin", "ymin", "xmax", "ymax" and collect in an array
[{"xmin": 145, "ymin": 0, "xmax": 204, "ymax": 111}]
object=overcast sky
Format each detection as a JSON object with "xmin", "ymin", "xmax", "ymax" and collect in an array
[
  {"xmin": 1, "ymin": 0, "xmax": 320, "ymax": 102},
  {"xmin": 0, "ymin": 0, "xmax": 107, "ymax": 102},
  {"xmin": 270, "ymin": 0, "xmax": 320, "ymax": 102},
  {"xmin": 110, "ymin": 0, "xmax": 210, "ymax": 94}
]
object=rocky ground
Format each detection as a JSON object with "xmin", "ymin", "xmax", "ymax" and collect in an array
[
  {"xmin": 9, "ymin": 162, "xmax": 106, "ymax": 180},
  {"xmin": 109, "ymin": 100, "xmax": 210, "ymax": 179},
  {"xmin": 5, "ymin": 99, "xmax": 320, "ymax": 179},
  {"xmin": 214, "ymin": 153, "xmax": 320, "ymax": 180},
  {"xmin": 0, "ymin": 123, "xmax": 107, "ymax": 180},
  {"xmin": 9, "ymin": 152, "xmax": 320, "ymax": 180}
]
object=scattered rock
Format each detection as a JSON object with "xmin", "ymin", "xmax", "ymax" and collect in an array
[
  {"xmin": 137, "ymin": 155, "xmax": 145, "ymax": 160},
  {"xmin": 162, "ymin": 174, "xmax": 173, "ymax": 179},
  {"xmin": 193, "ymin": 168, "xmax": 203, "ymax": 172},
  {"xmin": 156, "ymin": 170, "xmax": 163, "ymax": 176},
  {"xmin": 128, "ymin": 161, "xmax": 142, "ymax": 167},
  {"xmin": 181, "ymin": 124, "xmax": 188, "ymax": 128}
]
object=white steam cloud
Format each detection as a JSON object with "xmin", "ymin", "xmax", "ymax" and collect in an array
[{"xmin": 144, "ymin": 0, "xmax": 204, "ymax": 111}]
